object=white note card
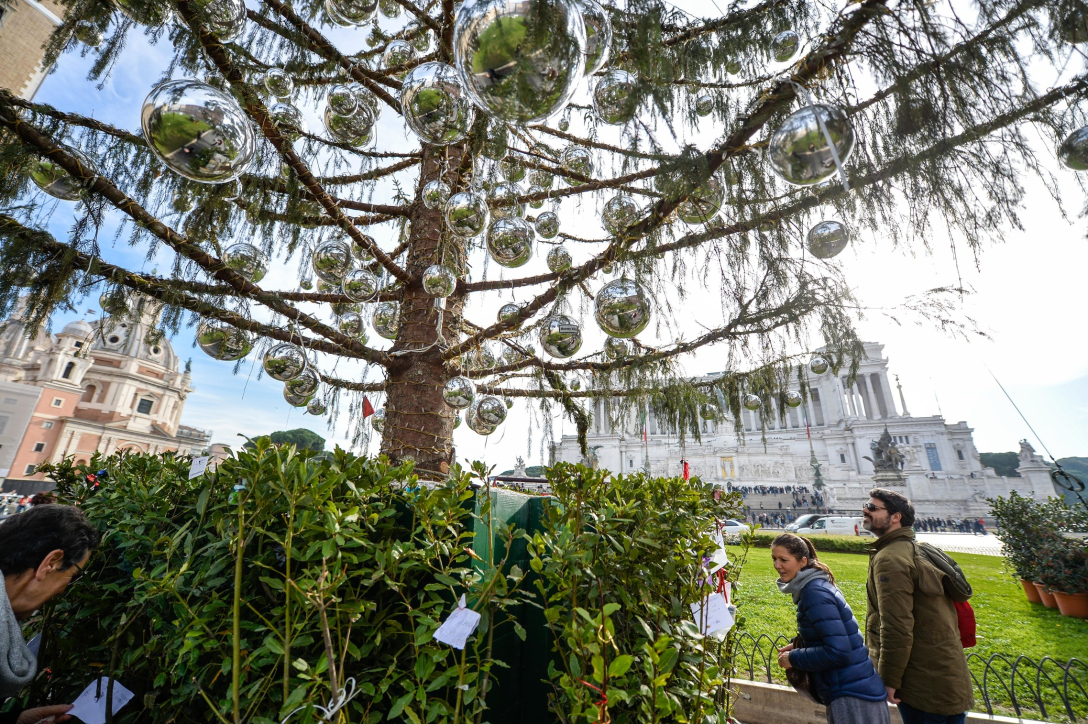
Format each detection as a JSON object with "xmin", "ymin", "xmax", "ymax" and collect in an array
[
  {"xmin": 433, "ymin": 594, "xmax": 482, "ymax": 650},
  {"xmin": 690, "ymin": 592, "xmax": 734, "ymax": 637},
  {"xmin": 68, "ymin": 677, "xmax": 135, "ymax": 724},
  {"xmin": 188, "ymin": 456, "xmax": 210, "ymax": 480},
  {"xmin": 708, "ymin": 547, "xmax": 729, "ymax": 574}
]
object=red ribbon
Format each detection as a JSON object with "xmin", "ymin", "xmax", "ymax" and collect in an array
[{"xmin": 577, "ymin": 678, "xmax": 610, "ymax": 723}]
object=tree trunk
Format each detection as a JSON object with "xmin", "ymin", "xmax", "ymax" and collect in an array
[{"xmin": 380, "ymin": 142, "xmax": 469, "ymax": 477}]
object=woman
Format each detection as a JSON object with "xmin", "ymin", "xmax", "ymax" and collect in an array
[{"xmin": 772, "ymin": 533, "xmax": 889, "ymax": 724}]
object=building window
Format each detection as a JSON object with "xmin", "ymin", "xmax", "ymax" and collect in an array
[
  {"xmin": 33, "ymin": 442, "xmax": 45, "ymax": 453},
  {"xmin": 136, "ymin": 398, "xmax": 154, "ymax": 415},
  {"xmin": 957, "ymin": 449, "xmax": 965, "ymax": 460},
  {"xmin": 925, "ymin": 442, "xmax": 942, "ymax": 471},
  {"xmin": 629, "ymin": 459, "xmax": 634, "ymax": 468},
  {"xmin": 42, "ymin": 421, "xmax": 53, "ymax": 429},
  {"xmin": 62, "ymin": 361, "xmax": 76, "ymax": 379},
  {"xmin": 24, "ymin": 464, "xmax": 36, "ymax": 475},
  {"xmin": 74, "ymin": 341, "xmax": 83, "ymax": 348},
  {"xmin": 51, "ymin": 398, "xmax": 63, "ymax": 407},
  {"xmin": 2, "ymin": 398, "xmax": 17, "ymax": 405},
  {"xmin": 839, "ymin": 453, "xmax": 847, "ymax": 463}
]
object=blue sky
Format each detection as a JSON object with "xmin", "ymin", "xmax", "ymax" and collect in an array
[{"xmin": 24, "ymin": 11, "xmax": 1088, "ymax": 472}]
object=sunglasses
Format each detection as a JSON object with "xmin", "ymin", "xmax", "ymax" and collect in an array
[
  {"xmin": 68, "ymin": 561, "xmax": 86, "ymax": 584},
  {"xmin": 861, "ymin": 503, "xmax": 887, "ymax": 513}
]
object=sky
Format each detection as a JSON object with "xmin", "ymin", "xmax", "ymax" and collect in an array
[{"xmin": 21, "ymin": 1, "xmax": 1088, "ymax": 473}]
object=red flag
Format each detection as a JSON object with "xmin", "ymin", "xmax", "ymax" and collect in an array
[
  {"xmin": 682, "ymin": 460, "xmax": 690, "ymax": 481},
  {"xmin": 363, "ymin": 396, "xmax": 375, "ymax": 418}
]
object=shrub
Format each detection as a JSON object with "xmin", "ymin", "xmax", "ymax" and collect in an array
[
  {"xmin": 990, "ymin": 493, "xmax": 1088, "ymax": 594},
  {"xmin": 742, "ymin": 530, "xmax": 874, "ymax": 554}
]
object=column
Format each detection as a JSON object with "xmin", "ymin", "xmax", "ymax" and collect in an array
[
  {"xmin": 864, "ymin": 376, "xmax": 882, "ymax": 420},
  {"xmin": 880, "ymin": 373, "xmax": 900, "ymax": 417}
]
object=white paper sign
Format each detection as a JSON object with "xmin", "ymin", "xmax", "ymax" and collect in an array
[
  {"xmin": 708, "ymin": 547, "xmax": 729, "ymax": 574},
  {"xmin": 188, "ymin": 456, "xmax": 210, "ymax": 480},
  {"xmin": 690, "ymin": 593, "xmax": 734, "ymax": 637},
  {"xmin": 26, "ymin": 633, "xmax": 41, "ymax": 657},
  {"xmin": 433, "ymin": 594, "xmax": 482, "ymax": 650},
  {"xmin": 68, "ymin": 677, "xmax": 135, "ymax": 724}
]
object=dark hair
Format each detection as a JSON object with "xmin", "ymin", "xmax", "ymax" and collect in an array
[
  {"xmin": 868, "ymin": 487, "xmax": 915, "ymax": 527},
  {"xmin": 0, "ymin": 504, "xmax": 100, "ymax": 576},
  {"xmin": 771, "ymin": 532, "xmax": 835, "ymax": 584},
  {"xmin": 30, "ymin": 492, "xmax": 56, "ymax": 506}
]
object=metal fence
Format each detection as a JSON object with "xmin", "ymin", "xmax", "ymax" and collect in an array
[{"xmin": 731, "ymin": 632, "xmax": 1088, "ymax": 723}]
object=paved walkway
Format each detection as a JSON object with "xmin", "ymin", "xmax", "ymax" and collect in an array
[{"xmin": 916, "ymin": 532, "xmax": 1003, "ymax": 556}]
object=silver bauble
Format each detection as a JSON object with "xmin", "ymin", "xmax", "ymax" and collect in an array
[
  {"xmin": 262, "ymin": 342, "xmax": 307, "ymax": 381},
  {"xmin": 383, "ymin": 39, "xmax": 414, "ymax": 68},
  {"xmin": 694, "ymin": 93, "xmax": 714, "ymax": 117},
  {"xmin": 284, "ymin": 387, "xmax": 314, "ymax": 407},
  {"xmin": 1058, "ymin": 127, "xmax": 1088, "ymax": 171},
  {"xmin": 539, "ymin": 314, "xmax": 582, "ymax": 358},
  {"xmin": 99, "ymin": 285, "xmax": 130, "ymax": 316},
  {"xmin": 807, "ymin": 220, "xmax": 850, "ymax": 259},
  {"xmin": 601, "ymin": 193, "xmax": 639, "ymax": 236},
  {"xmin": 466, "ymin": 345, "xmax": 497, "ymax": 370},
  {"xmin": 560, "ymin": 145, "xmax": 593, "ymax": 183},
  {"xmin": 300, "ymin": 277, "xmax": 314, "ymax": 291},
  {"xmin": 270, "ymin": 102, "xmax": 307, "ymax": 141},
  {"xmin": 141, "ymin": 80, "xmax": 256, "ymax": 184},
  {"xmin": 594, "ymin": 277, "xmax": 651, "ymax": 338},
  {"xmin": 114, "ymin": 0, "xmax": 173, "ymax": 26},
  {"xmin": 202, "ymin": 0, "xmax": 246, "ymax": 42},
  {"xmin": 499, "ymin": 155, "xmax": 526, "ymax": 183},
  {"xmin": 196, "ymin": 318, "xmax": 253, "ymax": 361},
  {"xmin": 285, "ymin": 367, "xmax": 320, "ymax": 396},
  {"xmin": 476, "ymin": 395, "xmax": 507, "ymax": 425},
  {"xmin": 785, "ymin": 390, "xmax": 803, "ymax": 408},
  {"xmin": 530, "ymin": 169, "xmax": 555, "ymax": 188},
  {"xmin": 74, "ymin": 21, "xmax": 104, "ymax": 46},
  {"xmin": 535, "ymin": 210, "xmax": 560, "ymax": 238},
  {"xmin": 306, "ymin": 399, "xmax": 328, "ymax": 416},
  {"xmin": 486, "ymin": 217, "xmax": 534, "ymax": 267},
  {"xmin": 603, "ymin": 336, "xmax": 629, "ymax": 359},
  {"xmin": 378, "ymin": 0, "xmax": 400, "ymax": 17},
  {"xmin": 701, "ymin": 401, "xmax": 719, "ymax": 420},
  {"xmin": 771, "ymin": 30, "xmax": 800, "ymax": 63},
  {"xmin": 350, "ymin": 234, "xmax": 376, "ymax": 261},
  {"xmin": 326, "ymin": 0, "xmax": 377, "ymax": 24},
  {"xmin": 349, "ymin": 82, "xmax": 381, "ymax": 120},
  {"xmin": 573, "ymin": 0, "xmax": 611, "ymax": 74},
  {"xmin": 422, "ymin": 179, "xmax": 452, "ymax": 209},
  {"xmin": 337, "ymin": 311, "xmax": 366, "ymax": 337},
  {"xmin": 324, "ymin": 103, "xmax": 374, "ymax": 146},
  {"xmin": 445, "ymin": 190, "xmax": 489, "ymax": 237},
  {"xmin": 401, "ymin": 62, "xmax": 476, "ymax": 145},
  {"xmin": 30, "ymin": 147, "xmax": 96, "ymax": 201},
  {"xmin": 809, "ymin": 356, "xmax": 829, "ymax": 375},
  {"xmin": 422, "ymin": 265, "xmax": 457, "ymax": 297},
  {"xmin": 311, "ymin": 240, "xmax": 354, "ymax": 283},
  {"xmin": 547, "ymin": 245, "xmax": 572, "ymax": 272},
  {"xmin": 328, "ymin": 84, "xmax": 359, "ymax": 116},
  {"xmin": 676, "ymin": 176, "xmax": 724, "ymax": 225},
  {"xmin": 465, "ymin": 401, "xmax": 498, "ymax": 435},
  {"xmin": 527, "ymin": 185, "xmax": 546, "ymax": 209},
  {"xmin": 453, "ymin": 413, "xmax": 462, "ymax": 429},
  {"xmin": 223, "ymin": 242, "xmax": 269, "ymax": 282},
  {"xmin": 743, "ymin": 393, "xmax": 762, "ymax": 411},
  {"xmin": 593, "ymin": 69, "xmax": 639, "ymax": 125},
  {"xmin": 489, "ymin": 182, "xmax": 525, "ymax": 219},
  {"xmin": 372, "ymin": 301, "xmax": 400, "ymax": 339},
  {"xmin": 443, "ymin": 376, "xmax": 476, "ymax": 409},
  {"xmin": 505, "ymin": 398, "xmax": 514, "ymax": 409},
  {"xmin": 453, "ymin": 0, "xmax": 586, "ymax": 123},
  {"xmin": 767, "ymin": 104, "xmax": 855, "ymax": 187},
  {"xmin": 342, "ymin": 268, "xmax": 378, "ymax": 302},
  {"xmin": 412, "ymin": 29, "xmax": 432, "ymax": 52},
  {"xmin": 497, "ymin": 303, "xmax": 522, "ymax": 329},
  {"xmin": 263, "ymin": 68, "xmax": 294, "ymax": 98},
  {"xmin": 371, "ymin": 407, "xmax": 386, "ymax": 433}
]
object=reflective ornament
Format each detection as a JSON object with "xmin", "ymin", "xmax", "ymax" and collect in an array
[
  {"xmin": 196, "ymin": 318, "xmax": 253, "ymax": 361},
  {"xmin": 349, "ymin": 234, "xmax": 375, "ymax": 261},
  {"xmin": 560, "ymin": 145, "xmax": 593, "ymax": 183},
  {"xmin": 412, "ymin": 30, "xmax": 432, "ymax": 52},
  {"xmin": 1060, "ymin": 8, "xmax": 1088, "ymax": 44},
  {"xmin": 326, "ymin": 0, "xmax": 377, "ymax": 24},
  {"xmin": 807, "ymin": 220, "xmax": 850, "ymax": 259},
  {"xmin": 383, "ymin": 39, "xmax": 414, "ymax": 68},
  {"xmin": 535, "ymin": 210, "xmax": 559, "ymax": 238},
  {"xmin": 284, "ymin": 387, "xmax": 314, "ymax": 407},
  {"xmin": 299, "ymin": 277, "xmax": 314, "ymax": 290},
  {"xmin": 601, "ymin": 193, "xmax": 639, "ymax": 236},
  {"xmin": 350, "ymin": 82, "xmax": 381, "ymax": 119},
  {"xmin": 328, "ymin": 84, "xmax": 359, "ymax": 116},
  {"xmin": 202, "ymin": 0, "xmax": 246, "ymax": 42},
  {"xmin": 497, "ymin": 303, "xmax": 521, "ymax": 330},
  {"xmin": 547, "ymin": 245, "xmax": 572, "ymax": 272},
  {"xmin": 445, "ymin": 190, "xmax": 489, "ymax": 237},
  {"xmin": 270, "ymin": 103, "xmax": 307, "ymax": 142},
  {"xmin": 603, "ymin": 336, "xmax": 628, "ymax": 360},
  {"xmin": 505, "ymin": 398, "xmax": 514, "ymax": 409},
  {"xmin": 378, "ymin": 0, "xmax": 400, "ymax": 17},
  {"xmin": 743, "ymin": 393, "xmax": 762, "ymax": 411},
  {"xmin": 422, "ymin": 265, "xmax": 457, "ymax": 297},
  {"xmin": 558, "ymin": 117, "xmax": 570, "ymax": 131},
  {"xmin": 453, "ymin": 0, "xmax": 587, "ymax": 123},
  {"xmin": 785, "ymin": 390, "xmax": 803, "ymax": 408},
  {"xmin": 539, "ymin": 314, "xmax": 582, "ymax": 358},
  {"xmin": 338, "ymin": 311, "xmax": 366, "ymax": 337},
  {"xmin": 573, "ymin": 0, "xmax": 611, "ymax": 74},
  {"xmin": 593, "ymin": 68, "xmax": 639, "ymax": 125},
  {"xmin": 30, "ymin": 147, "xmax": 96, "ymax": 201},
  {"xmin": 74, "ymin": 21, "xmax": 104, "ymax": 46},
  {"xmin": 223, "ymin": 242, "xmax": 269, "ymax": 282},
  {"xmin": 99, "ymin": 285, "xmax": 130, "ymax": 316},
  {"xmin": 263, "ymin": 342, "xmax": 307, "ymax": 381},
  {"xmin": 114, "ymin": 0, "xmax": 172, "ymax": 25},
  {"xmin": 701, "ymin": 402, "xmax": 719, "ymax": 420},
  {"xmin": 443, "ymin": 376, "xmax": 475, "ymax": 409},
  {"xmin": 489, "ymin": 183, "xmax": 525, "ymax": 219},
  {"xmin": 372, "ymin": 301, "xmax": 400, "ymax": 339},
  {"xmin": 694, "ymin": 93, "xmax": 714, "ymax": 117},
  {"xmin": 594, "ymin": 277, "xmax": 651, "ymax": 338},
  {"xmin": 1058, "ymin": 127, "xmax": 1088, "ymax": 171},
  {"xmin": 285, "ymin": 368, "xmax": 320, "ymax": 396},
  {"xmin": 475, "ymin": 396, "xmax": 507, "ymax": 425},
  {"xmin": 422, "ymin": 179, "xmax": 452, "ymax": 209},
  {"xmin": 499, "ymin": 155, "xmax": 525, "ymax": 183},
  {"xmin": 323, "ymin": 104, "xmax": 374, "ymax": 146},
  {"xmin": 725, "ymin": 59, "xmax": 741, "ymax": 75},
  {"xmin": 342, "ymin": 268, "xmax": 379, "ymax": 301},
  {"xmin": 141, "ymin": 80, "xmax": 256, "ymax": 183},
  {"xmin": 371, "ymin": 407, "xmax": 386, "ymax": 433},
  {"xmin": 527, "ymin": 185, "xmax": 546, "ymax": 208},
  {"xmin": 401, "ymin": 62, "xmax": 476, "ymax": 145},
  {"xmin": 486, "ymin": 217, "xmax": 534, "ymax": 267},
  {"xmin": 676, "ymin": 176, "xmax": 723, "ymax": 225},
  {"xmin": 263, "ymin": 68, "xmax": 294, "ymax": 99},
  {"xmin": 465, "ymin": 401, "xmax": 497, "ymax": 435},
  {"xmin": 601, "ymin": 262, "xmax": 615, "ymax": 275},
  {"xmin": 311, "ymin": 240, "xmax": 354, "ymax": 282},
  {"xmin": 453, "ymin": 414, "xmax": 462, "ymax": 429},
  {"xmin": 530, "ymin": 169, "xmax": 555, "ymax": 188},
  {"xmin": 306, "ymin": 399, "xmax": 327, "ymax": 416},
  {"xmin": 767, "ymin": 104, "xmax": 855, "ymax": 187},
  {"xmin": 809, "ymin": 355, "xmax": 829, "ymax": 375},
  {"xmin": 771, "ymin": 30, "xmax": 800, "ymax": 63},
  {"xmin": 466, "ymin": 345, "xmax": 496, "ymax": 370}
]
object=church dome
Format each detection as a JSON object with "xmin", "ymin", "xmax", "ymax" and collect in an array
[{"xmin": 59, "ymin": 319, "xmax": 94, "ymax": 338}]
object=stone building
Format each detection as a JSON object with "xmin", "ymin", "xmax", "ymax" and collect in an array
[
  {"xmin": 0, "ymin": 298, "xmax": 212, "ymax": 493},
  {"xmin": 550, "ymin": 342, "xmax": 1057, "ymax": 520},
  {"xmin": 0, "ymin": 0, "xmax": 63, "ymax": 99}
]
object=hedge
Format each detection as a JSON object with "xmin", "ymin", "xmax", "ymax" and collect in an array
[{"xmin": 737, "ymin": 530, "xmax": 875, "ymax": 554}]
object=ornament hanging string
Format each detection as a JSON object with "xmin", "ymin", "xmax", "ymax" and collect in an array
[
  {"xmin": 788, "ymin": 80, "xmax": 850, "ymax": 192},
  {"xmin": 576, "ymin": 679, "xmax": 610, "ymax": 724}
]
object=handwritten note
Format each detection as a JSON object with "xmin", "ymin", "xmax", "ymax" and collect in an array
[
  {"xmin": 690, "ymin": 592, "xmax": 734, "ymax": 637},
  {"xmin": 188, "ymin": 456, "xmax": 210, "ymax": 480},
  {"xmin": 433, "ymin": 594, "xmax": 482, "ymax": 650},
  {"xmin": 68, "ymin": 677, "xmax": 135, "ymax": 724}
]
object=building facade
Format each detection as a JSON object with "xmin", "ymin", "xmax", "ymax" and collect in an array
[
  {"xmin": 0, "ymin": 298, "xmax": 212, "ymax": 493},
  {"xmin": 0, "ymin": 0, "xmax": 63, "ymax": 99},
  {"xmin": 550, "ymin": 342, "xmax": 1056, "ymax": 519}
]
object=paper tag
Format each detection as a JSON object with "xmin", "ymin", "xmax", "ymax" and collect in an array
[
  {"xmin": 708, "ymin": 547, "xmax": 729, "ymax": 574},
  {"xmin": 68, "ymin": 677, "xmax": 135, "ymax": 724},
  {"xmin": 188, "ymin": 456, "xmax": 210, "ymax": 480},
  {"xmin": 433, "ymin": 594, "xmax": 482, "ymax": 650},
  {"xmin": 690, "ymin": 593, "xmax": 734, "ymax": 637},
  {"xmin": 26, "ymin": 633, "xmax": 41, "ymax": 657}
]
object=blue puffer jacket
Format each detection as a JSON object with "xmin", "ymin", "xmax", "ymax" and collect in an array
[{"xmin": 788, "ymin": 577, "xmax": 887, "ymax": 703}]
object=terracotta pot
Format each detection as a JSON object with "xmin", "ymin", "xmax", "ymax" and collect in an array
[
  {"xmin": 1053, "ymin": 591, "xmax": 1088, "ymax": 619},
  {"xmin": 1022, "ymin": 579, "xmax": 1043, "ymax": 604},
  {"xmin": 1033, "ymin": 582, "xmax": 1058, "ymax": 609}
]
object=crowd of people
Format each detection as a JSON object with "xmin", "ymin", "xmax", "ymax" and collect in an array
[
  {"xmin": 916, "ymin": 517, "xmax": 988, "ymax": 535},
  {"xmin": 0, "ymin": 493, "xmax": 56, "ymax": 518}
]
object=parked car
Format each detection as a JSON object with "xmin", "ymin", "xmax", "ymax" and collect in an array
[
  {"xmin": 786, "ymin": 513, "xmax": 825, "ymax": 532},
  {"xmin": 794, "ymin": 516, "xmax": 874, "ymax": 537},
  {"xmin": 723, "ymin": 519, "xmax": 751, "ymax": 537}
]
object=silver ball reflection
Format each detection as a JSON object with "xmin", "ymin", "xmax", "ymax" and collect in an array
[
  {"xmin": 771, "ymin": 30, "xmax": 800, "ymax": 63},
  {"xmin": 475, "ymin": 396, "xmax": 507, "ymax": 426},
  {"xmin": 223, "ymin": 242, "xmax": 269, "ymax": 283},
  {"xmin": 486, "ymin": 217, "xmax": 534, "ymax": 267},
  {"xmin": 422, "ymin": 265, "xmax": 457, "ymax": 298},
  {"xmin": 767, "ymin": 104, "xmax": 855, "ymax": 187},
  {"xmin": 594, "ymin": 277, "xmax": 651, "ymax": 338},
  {"xmin": 601, "ymin": 193, "xmax": 639, "ymax": 236},
  {"xmin": 498, "ymin": 303, "xmax": 521, "ymax": 328},
  {"xmin": 371, "ymin": 407, "xmax": 386, "ymax": 433},
  {"xmin": 325, "ymin": 0, "xmax": 377, "ymax": 25},
  {"xmin": 29, "ymin": 147, "xmax": 97, "ymax": 201},
  {"xmin": 675, "ymin": 176, "xmax": 723, "ymax": 225},
  {"xmin": 603, "ymin": 336, "xmax": 629, "ymax": 359},
  {"xmin": 499, "ymin": 155, "xmax": 526, "ymax": 183},
  {"xmin": 327, "ymin": 84, "xmax": 359, "ymax": 116},
  {"xmin": 1058, "ymin": 127, "xmax": 1088, "ymax": 171},
  {"xmin": 443, "ymin": 376, "xmax": 476, "ymax": 409},
  {"xmin": 701, "ymin": 402, "xmax": 719, "ymax": 420},
  {"xmin": 743, "ymin": 393, "xmax": 762, "ymax": 411},
  {"xmin": 306, "ymin": 399, "xmax": 328, "ymax": 416},
  {"xmin": 262, "ymin": 342, "xmax": 307, "ymax": 381},
  {"xmin": 202, "ymin": 0, "xmax": 246, "ymax": 42},
  {"xmin": 694, "ymin": 93, "xmax": 713, "ymax": 117},
  {"xmin": 311, "ymin": 240, "xmax": 354, "ymax": 283},
  {"xmin": 807, "ymin": 220, "xmax": 850, "ymax": 259},
  {"xmin": 809, "ymin": 356, "xmax": 829, "ymax": 375},
  {"xmin": 535, "ymin": 211, "xmax": 560, "ymax": 238},
  {"xmin": 527, "ymin": 185, "xmax": 546, "ymax": 209},
  {"xmin": 422, "ymin": 179, "xmax": 452, "ymax": 209},
  {"xmin": 400, "ymin": 62, "xmax": 476, "ymax": 145},
  {"xmin": 489, "ymin": 182, "xmax": 525, "ymax": 219},
  {"xmin": 141, "ymin": 79, "xmax": 256, "ymax": 184},
  {"xmin": 263, "ymin": 68, "xmax": 294, "ymax": 98},
  {"xmin": 547, "ymin": 245, "xmax": 572, "ymax": 272},
  {"xmin": 466, "ymin": 345, "xmax": 496, "ymax": 371},
  {"xmin": 342, "ymin": 268, "xmax": 379, "ymax": 302},
  {"xmin": 593, "ymin": 69, "xmax": 639, "ymax": 125},
  {"xmin": 539, "ymin": 314, "xmax": 583, "ymax": 358},
  {"xmin": 573, "ymin": 0, "xmax": 611, "ymax": 75},
  {"xmin": 285, "ymin": 368, "xmax": 320, "ymax": 396},
  {"xmin": 270, "ymin": 103, "xmax": 307, "ymax": 142},
  {"xmin": 560, "ymin": 145, "xmax": 593, "ymax": 183},
  {"xmin": 785, "ymin": 390, "xmax": 803, "ymax": 408},
  {"xmin": 465, "ymin": 400, "xmax": 498, "ymax": 435},
  {"xmin": 372, "ymin": 301, "xmax": 400, "ymax": 339},
  {"xmin": 383, "ymin": 39, "xmax": 415, "ymax": 69},
  {"xmin": 196, "ymin": 318, "xmax": 253, "ymax": 361},
  {"xmin": 323, "ymin": 104, "xmax": 374, "ymax": 146},
  {"xmin": 445, "ymin": 190, "xmax": 489, "ymax": 238},
  {"xmin": 337, "ymin": 311, "xmax": 366, "ymax": 337},
  {"xmin": 284, "ymin": 387, "xmax": 314, "ymax": 408}
]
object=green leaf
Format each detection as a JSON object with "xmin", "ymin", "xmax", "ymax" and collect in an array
[
  {"xmin": 387, "ymin": 692, "xmax": 413, "ymax": 720},
  {"xmin": 657, "ymin": 648, "xmax": 679, "ymax": 675},
  {"xmin": 513, "ymin": 622, "xmax": 526, "ymax": 641},
  {"xmin": 608, "ymin": 655, "xmax": 634, "ymax": 678},
  {"xmin": 602, "ymin": 602, "xmax": 621, "ymax": 617}
]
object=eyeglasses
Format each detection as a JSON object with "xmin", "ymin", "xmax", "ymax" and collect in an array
[
  {"xmin": 68, "ymin": 561, "xmax": 86, "ymax": 584},
  {"xmin": 862, "ymin": 503, "xmax": 887, "ymax": 513}
]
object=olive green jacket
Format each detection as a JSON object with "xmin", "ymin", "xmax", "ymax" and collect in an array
[{"xmin": 865, "ymin": 526, "xmax": 974, "ymax": 715}]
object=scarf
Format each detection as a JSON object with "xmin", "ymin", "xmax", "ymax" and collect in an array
[
  {"xmin": 0, "ymin": 570, "xmax": 37, "ymax": 698},
  {"xmin": 776, "ymin": 566, "xmax": 831, "ymax": 604}
]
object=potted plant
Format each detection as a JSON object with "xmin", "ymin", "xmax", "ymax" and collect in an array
[
  {"xmin": 1050, "ymin": 502, "xmax": 1088, "ymax": 619},
  {"xmin": 989, "ymin": 493, "xmax": 1044, "ymax": 603}
]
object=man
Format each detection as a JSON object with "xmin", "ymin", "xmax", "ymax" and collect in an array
[
  {"xmin": 862, "ymin": 488, "xmax": 973, "ymax": 724},
  {"xmin": 0, "ymin": 504, "xmax": 101, "ymax": 724}
]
